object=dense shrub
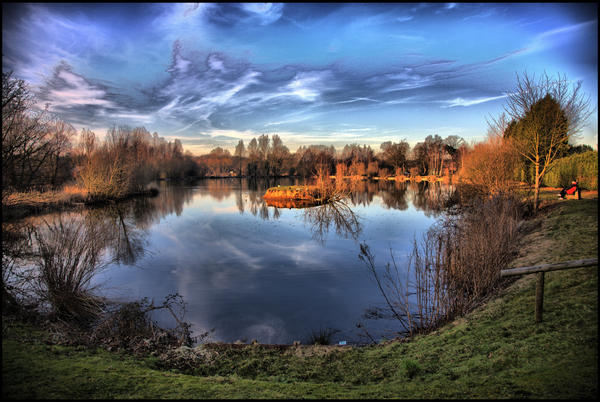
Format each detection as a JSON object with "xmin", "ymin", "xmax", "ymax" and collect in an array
[
  {"xmin": 542, "ymin": 150, "xmax": 597, "ymax": 190},
  {"xmin": 459, "ymin": 136, "xmax": 519, "ymax": 195}
]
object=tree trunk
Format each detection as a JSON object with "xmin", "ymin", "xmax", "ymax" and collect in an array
[
  {"xmin": 533, "ymin": 161, "xmax": 540, "ymax": 213},
  {"xmin": 52, "ymin": 153, "xmax": 60, "ymax": 188}
]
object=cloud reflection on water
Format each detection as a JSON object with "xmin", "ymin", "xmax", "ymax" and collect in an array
[{"xmin": 19, "ymin": 178, "xmax": 458, "ymax": 344}]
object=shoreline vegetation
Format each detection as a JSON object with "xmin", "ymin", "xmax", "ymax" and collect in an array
[
  {"xmin": 1, "ymin": 174, "xmax": 446, "ymax": 221},
  {"xmin": 3, "ymin": 175, "xmax": 597, "ymax": 222},
  {"xmin": 3, "ymin": 197, "xmax": 596, "ymax": 398},
  {"xmin": 2, "ymin": 186, "xmax": 159, "ymax": 221},
  {"xmin": 261, "ymin": 174, "xmax": 449, "ymax": 206}
]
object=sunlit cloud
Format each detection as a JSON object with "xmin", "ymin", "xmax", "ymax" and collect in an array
[
  {"xmin": 103, "ymin": 111, "xmax": 155, "ymax": 124},
  {"xmin": 37, "ymin": 62, "xmax": 116, "ymax": 116},
  {"xmin": 264, "ymin": 114, "xmax": 313, "ymax": 126}
]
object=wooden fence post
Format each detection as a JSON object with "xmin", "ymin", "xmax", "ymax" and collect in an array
[
  {"xmin": 535, "ymin": 272, "xmax": 545, "ymax": 323},
  {"xmin": 500, "ymin": 258, "xmax": 596, "ymax": 324}
]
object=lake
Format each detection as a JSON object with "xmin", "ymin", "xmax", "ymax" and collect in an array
[{"xmin": 19, "ymin": 178, "xmax": 457, "ymax": 345}]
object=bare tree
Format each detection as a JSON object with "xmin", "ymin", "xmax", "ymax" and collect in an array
[
  {"xmin": 234, "ymin": 139, "xmax": 245, "ymax": 176},
  {"xmin": 380, "ymin": 140, "xmax": 410, "ymax": 174},
  {"xmin": 2, "ymin": 71, "xmax": 54, "ymax": 191},
  {"xmin": 490, "ymin": 71, "xmax": 593, "ymax": 211},
  {"xmin": 269, "ymin": 134, "xmax": 289, "ymax": 176},
  {"xmin": 47, "ymin": 118, "xmax": 76, "ymax": 187}
]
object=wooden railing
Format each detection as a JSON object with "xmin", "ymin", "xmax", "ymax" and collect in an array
[{"xmin": 500, "ymin": 258, "xmax": 598, "ymax": 323}]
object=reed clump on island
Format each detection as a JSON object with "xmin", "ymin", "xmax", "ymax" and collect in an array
[
  {"xmin": 263, "ymin": 165, "xmax": 349, "ymax": 207},
  {"xmin": 263, "ymin": 183, "xmax": 347, "ymax": 206}
]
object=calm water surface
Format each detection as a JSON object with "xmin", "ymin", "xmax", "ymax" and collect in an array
[{"xmin": 32, "ymin": 178, "xmax": 457, "ymax": 344}]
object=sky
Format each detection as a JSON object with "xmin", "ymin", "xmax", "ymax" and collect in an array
[{"xmin": 2, "ymin": 2, "xmax": 598, "ymax": 155}]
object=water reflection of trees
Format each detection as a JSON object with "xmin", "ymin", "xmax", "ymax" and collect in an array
[
  {"xmin": 303, "ymin": 199, "xmax": 361, "ymax": 244},
  {"xmin": 347, "ymin": 181, "xmax": 376, "ymax": 207},
  {"xmin": 378, "ymin": 180, "xmax": 409, "ymax": 211},
  {"xmin": 2, "ymin": 214, "xmax": 199, "ymax": 346},
  {"xmin": 223, "ymin": 178, "xmax": 459, "ymax": 240},
  {"xmin": 234, "ymin": 179, "xmax": 284, "ymax": 220},
  {"xmin": 345, "ymin": 180, "xmax": 457, "ymax": 217},
  {"xmin": 225, "ymin": 178, "xmax": 458, "ymax": 220},
  {"xmin": 2, "ymin": 214, "xmax": 109, "ymax": 321},
  {"xmin": 205, "ymin": 179, "xmax": 237, "ymax": 202},
  {"xmin": 152, "ymin": 181, "xmax": 195, "ymax": 219},
  {"xmin": 410, "ymin": 181, "xmax": 458, "ymax": 217},
  {"xmin": 2, "ymin": 182, "xmax": 200, "ymax": 318},
  {"xmin": 84, "ymin": 206, "xmax": 146, "ymax": 265},
  {"xmin": 2, "ymin": 221, "xmax": 37, "ymax": 311}
]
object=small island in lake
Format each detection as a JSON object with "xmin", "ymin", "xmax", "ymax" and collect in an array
[
  {"xmin": 263, "ymin": 185, "xmax": 315, "ymax": 200},
  {"xmin": 263, "ymin": 185, "xmax": 327, "ymax": 207}
]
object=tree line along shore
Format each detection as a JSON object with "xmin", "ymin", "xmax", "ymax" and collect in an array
[{"xmin": 3, "ymin": 70, "xmax": 597, "ymax": 219}]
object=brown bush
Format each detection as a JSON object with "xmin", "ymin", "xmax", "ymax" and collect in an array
[
  {"xmin": 32, "ymin": 216, "xmax": 108, "ymax": 324},
  {"xmin": 90, "ymin": 294, "xmax": 207, "ymax": 353},
  {"xmin": 360, "ymin": 193, "xmax": 523, "ymax": 336},
  {"xmin": 459, "ymin": 136, "xmax": 519, "ymax": 195}
]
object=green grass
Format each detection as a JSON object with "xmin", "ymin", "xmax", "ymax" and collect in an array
[{"xmin": 3, "ymin": 199, "xmax": 597, "ymax": 398}]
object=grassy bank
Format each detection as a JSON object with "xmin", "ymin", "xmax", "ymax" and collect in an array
[{"xmin": 3, "ymin": 199, "xmax": 597, "ymax": 398}]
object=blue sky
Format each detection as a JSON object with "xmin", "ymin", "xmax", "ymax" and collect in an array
[{"xmin": 2, "ymin": 3, "xmax": 597, "ymax": 154}]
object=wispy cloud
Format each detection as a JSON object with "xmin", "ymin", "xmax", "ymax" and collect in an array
[
  {"xmin": 435, "ymin": 3, "xmax": 458, "ymax": 14},
  {"xmin": 280, "ymin": 70, "xmax": 332, "ymax": 101},
  {"xmin": 240, "ymin": 3, "xmax": 284, "ymax": 25},
  {"xmin": 378, "ymin": 69, "xmax": 434, "ymax": 92},
  {"xmin": 334, "ymin": 97, "xmax": 381, "ymax": 104},
  {"xmin": 264, "ymin": 114, "xmax": 313, "ymax": 127},
  {"xmin": 35, "ymin": 62, "xmax": 118, "ymax": 125},
  {"xmin": 3, "ymin": 3, "xmax": 595, "ymax": 151},
  {"xmin": 396, "ymin": 15, "xmax": 414, "ymax": 22},
  {"xmin": 439, "ymin": 94, "xmax": 508, "ymax": 108},
  {"xmin": 526, "ymin": 20, "xmax": 597, "ymax": 54}
]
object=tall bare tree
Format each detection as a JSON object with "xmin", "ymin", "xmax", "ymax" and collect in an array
[
  {"xmin": 380, "ymin": 140, "xmax": 410, "ymax": 174},
  {"xmin": 269, "ymin": 134, "xmax": 289, "ymax": 176},
  {"xmin": 234, "ymin": 139, "xmax": 245, "ymax": 176},
  {"xmin": 2, "ymin": 71, "xmax": 54, "ymax": 191},
  {"xmin": 47, "ymin": 118, "xmax": 76, "ymax": 187},
  {"xmin": 490, "ymin": 71, "xmax": 593, "ymax": 211}
]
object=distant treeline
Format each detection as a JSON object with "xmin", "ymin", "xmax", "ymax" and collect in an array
[
  {"xmin": 197, "ymin": 134, "xmax": 469, "ymax": 179},
  {"xmin": 2, "ymin": 72, "xmax": 197, "ymax": 197},
  {"xmin": 3, "ymin": 71, "xmax": 596, "ymax": 198}
]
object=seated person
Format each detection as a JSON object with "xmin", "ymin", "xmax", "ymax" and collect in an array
[{"xmin": 559, "ymin": 181, "xmax": 580, "ymax": 199}]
